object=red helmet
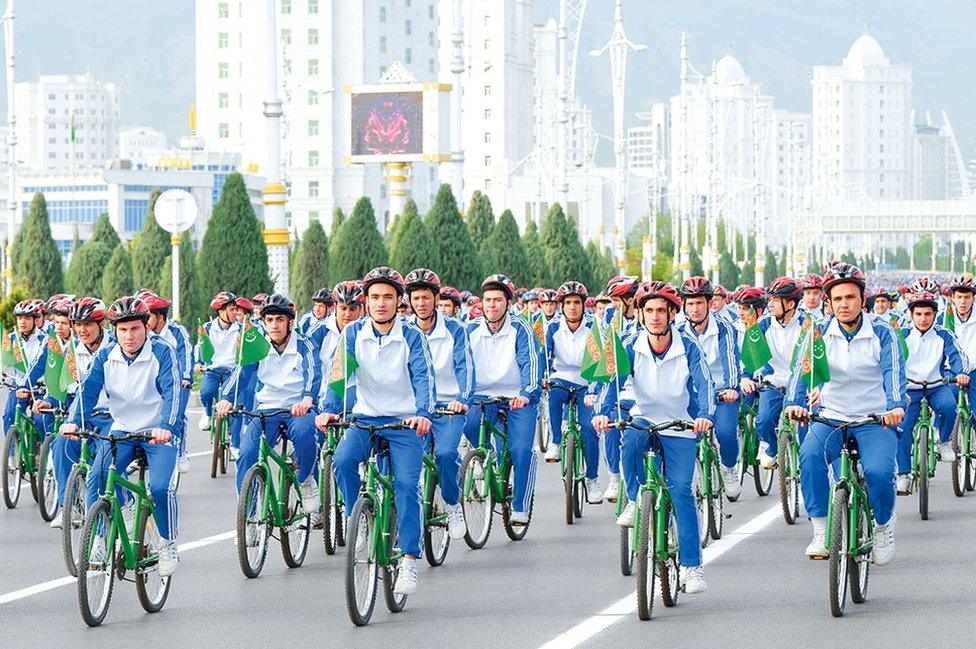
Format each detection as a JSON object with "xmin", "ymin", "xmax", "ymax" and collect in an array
[
  {"xmin": 584, "ymin": 297, "xmax": 596, "ymax": 308},
  {"xmin": 48, "ymin": 297, "xmax": 75, "ymax": 317},
  {"xmin": 679, "ymin": 276, "xmax": 714, "ymax": 299},
  {"xmin": 606, "ymin": 275, "xmax": 639, "ymax": 298},
  {"xmin": 13, "ymin": 299, "xmax": 45, "ymax": 317},
  {"xmin": 467, "ymin": 303, "xmax": 484, "ymax": 319},
  {"xmin": 235, "ymin": 297, "xmax": 254, "ymax": 314},
  {"xmin": 822, "ymin": 262, "xmax": 866, "ymax": 294},
  {"xmin": 482, "ymin": 274, "xmax": 516, "ymax": 301},
  {"xmin": 539, "ymin": 289, "xmax": 558, "ymax": 303},
  {"xmin": 332, "ymin": 280, "xmax": 365, "ymax": 305},
  {"xmin": 713, "ymin": 284, "xmax": 729, "ymax": 299},
  {"xmin": 404, "ymin": 268, "xmax": 441, "ymax": 294},
  {"xmin": 801, "ymin": 274, "xmax": 824, "ymax": 291},
  {"xmin": 949, "ymin": 276, "xmax": 976, "ymax": 294},
  {"xmin": 556, "ymin": 281, "xmax": 588, "ymax": 302},
  {"xmin": 362, "ymin": 266, "xmax": 406, "ymax": 297},
  {"xmin": 767, "ymin": 277, "xmax": 802, "ymax": 301},
  {"xmin": 252, "ymin": 292, "xmax": 268, "ymax": 306},
  {"xmin": 438, "ymin": 286, "xmax": 462, "ymax": 307},
  {"xmin": 70, "ymin": 298, "xmax": 106, "ymax": 323},
  {"xmin": 107, "ymin": 296, "xmax": 151, "ymax": 324},
  {"xmin": 45, "ymin": 294, "xmax": 75, "ymax": 313},
  {"xmin": 907, "ymin": 291, "xmax": 939, "ymax": 311},
  {"xmin": 910, "ymin": 276, "xmax": 939, "ymax": 294},
  {"xmin": 144, "ymin": 295, "xmax": 171, "ymax": 313},
  {"xmin": 210, "ymin": 291, "xmax": 237, "ymax": 311},
  {"xmin": 133, "ymin": 288, "xmax": 157, "ymax": 301},
  {"xmin": 635, "ymin": 281, "xmax": 682, "ymax": 309},
  {"xmin": 732, "ymin": 286, "xmax": 768, "ymax": 310}
]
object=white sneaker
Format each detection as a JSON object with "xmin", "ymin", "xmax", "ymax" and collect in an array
[
  {"xmin": 681, "ymin": 566, "xmax": 707, "ymax": 594},
  {"xmin": 178, "ymin": 454, "xmax": 190, "ymax": 474},
  {"xmin": 49, "ymin": 516, "xmax": 62, "ymax": 529},
  {"xmin": 896, "ymin": 473, "xmax": 912, "ymax": 495},
  {"xmin": 873, "ymin": 518, "xmax": 895, "ymax": 566},
  {"xmin": 722, "ymin": 466, "xmax": 741, "ymax": 499},
  {"xmin": 88, "ymin": 536, "xmax": 106, "ymax": 565},
  {"xmin": 937, "ymin": 442, "xmax": 955, "ymax": 463},
  {"xmin": 157, "ymin": 541, "xmax": 179, "ymax": 577},
  {"xmin": 544, "ymin": 444, "xmax": 560, "ymax": 463},
  {"xmin": 198, "ymin": 414, "xmax": 210, "ymax": 431},
  {"xmin": 586, "ymin": 478, "xmax": 603, "ymax": 504},
  {"xmin": 508, "ymin": 510, "xmax": 530, "ymax": 525},
  {"xmin": 393, "ymin": 559, "xmax": 419, "ymax": 595},
  {"xmin": 605, "ymin": 475, "xmax": 621, "ymax": 502},
  {"xmin": 447, "ymin": 503, "xmax": 466, "ymax": 540},
  {"xmin": 230, "ymin": 447, "xmax": 240, "ymax": 462},
  {"xmin": 805, "ymin": 531, "xmax": 828, "ymax": 558},
  {"xmin": 300, "ymin": 477, "xmax": 320, "ymax": 514},
  {"xmin": 616, "ymin": 500, "xmax": 636, "ymax": 527}
]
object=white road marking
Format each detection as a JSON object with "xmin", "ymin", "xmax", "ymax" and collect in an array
[{"xmin": 538, "ymin": 503, "xmax": 783, "ymax": 649}]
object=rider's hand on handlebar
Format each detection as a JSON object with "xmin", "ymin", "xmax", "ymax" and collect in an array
[
  {"xmin": 32, "ymin": 400, "xmax": 51, "ymax": 414},
  {"xmin": 150, "ymin": 428, "xmax": 172, "ymax": 445},
  {"xmin": 445, "ymin": 400, "xmax": 468, "ymax": 414},
  {"xmin": 193, "ymin": 363, "xmax": 204, "ymax": 374},
  {"xmin": 693, "ymin": 418, "xmax": 713, "ymax": 434},
  {"xmin": 956, "ymin": 374, "xmax": 970, "ymax": 388},
  {"xmin": 60, "ymin": 422, "xmax": 80, "ymax": 440},
  {"xmin": 15, "ymin": 388, "xmax": 29, "ymax": 399},
  {"xmin": 882, "ymin": 407, "xmax": 905, "ymax": 427},
  {"xmin": 740, "ymin": 378, "xmax": 757, "ymax": 395},
  {"xmin": 786, "ymin": 405, "xmax": 809, "ymax": 423},
  {"xmin": 592, "ymin": 415, "xmax": 610, "ymax": 433},
  {"xmin": 406, "ymin": 416, "xmax": 432, "ymax": 436},
  {"xmin": 718, "ymin": 389, "xmax": 739, "ymax": 403},
  {"xmin": 215, "ymin": 399, "xmax": 234, "ymax": 419},
  {"xmin": 290, "ymin": 396, "xmax": 313, "ymax": 417},
  {"xmin": 509, "ymin": 396, "xmax": 529, "ymax": 410},
  {"xmin": 315, "ymin": 412, "xmax": 339, "ymax": 430}
]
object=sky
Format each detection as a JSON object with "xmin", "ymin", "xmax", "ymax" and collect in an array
[{"xmin": 3, "ymin": 0, "xmax": 974, "ymax": 159}]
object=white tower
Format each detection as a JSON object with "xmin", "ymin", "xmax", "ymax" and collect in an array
[{"xmin": 261, "ymin": 0, "xmax": 289, "ymax": 295}]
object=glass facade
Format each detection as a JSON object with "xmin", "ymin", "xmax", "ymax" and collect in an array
[{"xmin": 22, "ymin": 199, "xmax": 107, "ymax": 224}]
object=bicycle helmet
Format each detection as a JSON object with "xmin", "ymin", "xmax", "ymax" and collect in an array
[
  {"xmin": 143, "ymin": 294, "xmax": 171, "ymax": 314},
  {"xmin": 438, "ymin": 286, "xmax": 462, "ymax": 307},
  {"xmin": 235, "ymin": 297, "xmax": 255, "ymax": 314},
  {"xmin": 362, "ymin": 266, "xmax": 406, "ymax": 297},
  {"xmin": 606, "ymin": 275, "xmax": 639, "ymax": 298},
  {"xmin": 679, "ymin": 276, "xmax": 714, "ymax": 299},
  {"xmin": 767, "ymin": 276, "xmax": 802, "ymax": 301},
  {"xmin": 107, "ymin": 296, "xmax": 151, "ymax": 324},
  {"xmin": 311, "ymin": 287, "xmax": 334, "ymax": 305},
  {"xmin": 467, "ymin": 303, "xmax": 484, "ymax": 319},
  {"xmin": 910, "ymin": 276, "xmax": 939, "ymax": 294},
  {"xmin": 332, "ymin": 280, "xmax": 365, "ymax": 305},
  {"xmin": 45, "ymin": 294, "xmax": 75, "ymax": 313},
  {"xmin": 481, "ymin": 274, "xmax": 516, "ymax": 301},
  {"xmin": 210, "ymin": 291, "xmax": 237, "ymax": 311},
  {"xmin": 70, "ymin": 298, "xmax": 106, "ymax": 323},
  {"xmin": 523, "ymin": 289, "xmax": 540, "ymax": 302},
  {"xmin": 47, "ymin": 297, "xmax": 74, "ymax": 317},
  {"xmin": 584, "ymin": 297, "xmax": 596, "ymax": 309},
  {"xmin": 635, "ymin": 281, "xmax": 682, "ymax": 309},
  {"xmin": 556, "ymin": 281, "xmax": 588, "ymax": 302},
  {"xmin": 595, "ymin": 293, "xmax": 612, "ymax": 304},
  {"xmin": 732, "ymin": 286, "xmax": 768, "ymax": 310},
  {"xmin": 800, "ymin": 274, "xmax": 824, "ymax": 291},
  {"xmin": 13, "ymin": 299, "xmax": 45, "ymax": 317},
  {"xmin": 539, "ymin": 289, "xmax": 558, "ymax": 303},
  {"xmin": 713, "ymin": 284, "xmax": 729, "ymax": 299},
  {"xmin": 948, "ymin": 276, "xmax": 975, "ymax": 294},
  {"xmin": 822, "ymin": 262, "xmax": 866, "ymax": 293},
  {"xmin": 252, "ymin": 292, "xmax": 268, "ymax": 306},
  {"xmin": 404, "ymin": 268, "xmax": 442, "ymax": 295},
  {"xmin": 460, "ymin": 290, "xmax": 472, "ymax": 302},
  {"xmin": 907, "ymin": 291, "xmax": 939, "ymax": 311},
  {"xmin": 259, "ymin": 293, "xmax": 296, "ymax": 319}
]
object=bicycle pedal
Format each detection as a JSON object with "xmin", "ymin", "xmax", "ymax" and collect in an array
[{"xmin": 808, "ymin": 555, "xmax": 827, "ymax": 561}]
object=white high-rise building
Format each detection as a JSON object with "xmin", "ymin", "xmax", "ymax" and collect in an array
[
  {"xmin": 195, "ymin": 0, "xmax": 440, "ymax": 235},
  {"xmin": 14, "ymin": 74, "xmax": 121, "ymax": 172},
  {"xmin": 120, "ymin": 127, "xmax": 169, "ymax": 168},
  {"xmin": 437, "ymin": 0, "xmax": 534, "ymax": 210},
  {"xmin": 812, "ymin": 35, "xmax": 912, "ymax": 203},
  {"xmin": 911, "ymin": 110, "xmax": 971, "ymax": 200}
]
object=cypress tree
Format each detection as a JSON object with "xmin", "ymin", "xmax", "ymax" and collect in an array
[
  {"xmin": 764, "ymin": 249, "xmax": 779, "ymax": 280},
  {"xmin": 90, "ymin": 212, "xmax": 121, "ymax": 250},
  {"xmin": 327, "ymin": 207, "xmax": 346, "ymax": 283},
  {"xmin": 585, "ymin": 241, "xmax": 616, "ymax": 292},
  {"xmin": 0, "ymin": 286, "xmax": 29, "ymax": 332},
  {"xmin": 387, "ymin": 198, "xmax": 419, "ymax": 264},
  {"xmin": 480, "ymin": 209, "xmax": 530, "ymax": 286},
  {"xmin": 540, "ymin": 203, "xmax": 590, "ymax": 288},
  {"xmin": 466, "ymin": 191, "xmax": 495, "ymax": 255},
  {"xmin": 196, "ymin": 172, "xmax": 273, "ymax": 301},
  {"xmin": 391, "ymin": 211, "xmax": 441, "ymax": 274},
  {"xmin": 159, "ymin": 230, "xmax": 201, "ymax": 324},
  {"xmin": 66, "ymin": 241, "xmax": 114, "ymax": 297},
  {"xmin": 13, "ymin": 193, "xmax": 64, "ymax": 296},
  {"xmin": 101, "ymin": 245, "xmax": 134, "ymax": 304},
  {"xmin": 425, "ymin": 184, "xmax": 481, "ymax": 292},
  {"xmin": 291, "ymin": 220, "xmax": 330, "ymax": 312},
  {"xmin": 522, "ymin": 219, "xmax": 548, "ymax": 287},
  {"xmin": 330, "ymin": 196, "xmax": 388, "ymax": 282},
  {"xmin": 718, "ymin": 251, "xmax": 740, "ymax": 288},
  {"xmin": 740, "ymin": 260, "xmax": 756, "ymax": 287},
  {"xmin": 689, "ymin": 247, "xmax": 705, "ymax": 277},
  {"xmin": 129, "ymin": 188, "xmax": 171, "ymax": 291}
]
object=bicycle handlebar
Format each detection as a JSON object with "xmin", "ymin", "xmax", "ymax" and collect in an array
[
  {"xmin": 808, "ymin": 414, "xmax": 885, "ymax": 431},
  {"xmin": 472, "ymin": 396, "xmax": 514, "ymax": 408},
  {"xmin": 230, "ymin": 406, "xmax": 292, "ymax": 419},
  {"xmin": 907, "ymin": 377, "xmax": 953, "ymax": 389},
  {"xmin": 324, "ymin": 418, "xmax": 411, "ymax": 433},
  {"xmin": 78, "ymin": 430, "xmax": 155, "ymax": 443},
  {"xmin": 545, "ymin": 383, "xmax": 588, "ymax": 397},
  {"xmin": 607, "ymin": 418, "xmax": 694, "ymax": 433}
]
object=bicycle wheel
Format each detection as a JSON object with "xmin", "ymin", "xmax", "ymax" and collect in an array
[
  {"xmin": 693, "ymin": 466, "xmax": 709, "ymax": 548},
  {"xmin": 345, "ymin": 496, "xmax": 378, "ymax": 626},
  {"xmin": 236, "ymin": 465, "xmax": 270, "ymax": 578},
  {"xmin": 536, "ymin": 399, "xmax": 551, "ymax": 453},
  {"xmin": 966, "ymin": 424, "xmax": 976, "ymax": 492},
  {"xmin": 828, "ymin": 487, "xmax": 850, "ymax": 617},
  {"xmin": 573, "ymin": 436, "xmax": 585, "ymax": 519},
  {"xmin": 460, "ymin": 449, "xmax": 493, "ymax": 549},
  {"xmin": 951, "ymin": 417, "xmax": 965, "ymax": 498},
  {"xmin": 635, "ymin": 489, "xmax": 656, "ymax": 621},
  {"xmin": 321, "ymin": 453, "xmax": 339, "ymax": 556},
  {"xmin": 778, "ymin": 433, "xmax": 799, "ymax": 525},
  {"xmin": 422, "ymin": 471, "xmax": 450, "ymax": 567},
  {"xmin": 754, "ymin": 458, "xmax": 774, "ymax": 496},
  {"xmin": 77, "ymin": 499, "xmax": 116, "ymax": 627},
  {"xmin": 849, "ymin": 495, "xmax": 870, "ymax": 605},
  {"xmin": 209, "ymin": 415, "xmax": 221, "ymax": 479},
  {"xmin": 36, "ymin": 435, "xmax": 59, "ymax": 522},
  {"xmin": 135, "ymin": 505, "xmax": 172, "ymax": 613},
  {"xmin": 918, "ymin": 425, "xmax": 929, "ymax": 520},
  {"xmin": 659, "ymin": 503, "xmax": 680, "ymax": 607},
  {"xmin": 280, "ymin": 475, "xmax": 311, "ymax": 569},
  {"xmin": 382, "ymin": 505, "xmax": 408, "ymax": 613},
  {"xmin": 707, "ymin": 459, "xmax": 724, "ymax": 540},
  {"xmin": 2, "ymin": 427, "xmax": 22, "ymax": 509},
  {"xmin": 619, "ymin": 525, "xmax": 634, "ymax": 576},
  {"xmin": 62, "ymin": 465, "xmax": 87, "ymax": 577},
  {"xmin": 563, "ymin": 434, "xmax": 575, "ymax": 525},
  {"xmin": 502, "ymin": 459, "xmax": 533, "ymax": 541}
]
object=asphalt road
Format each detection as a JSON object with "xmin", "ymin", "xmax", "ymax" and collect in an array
[{"xmin": 2, "ymin": 407, "xmax": 975, "ymax": 647}]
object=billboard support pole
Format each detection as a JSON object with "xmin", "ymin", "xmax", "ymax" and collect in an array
[{"xmin": 386, "ymin": 161, "xmax": 410, "ymax": 226}]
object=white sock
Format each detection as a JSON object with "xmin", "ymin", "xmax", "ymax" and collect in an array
[{"xmin": 811, "ymin": 517, "xmax": 827, "ymax": 535}]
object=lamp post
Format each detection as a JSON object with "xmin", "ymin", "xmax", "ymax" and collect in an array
[
  {"xmin": 2, "ymin": 0, "xmax": 15, "ymax": 294},
  {"xmin": 262, "ymin": 0, "xmax": 289, "ymax": 295}
]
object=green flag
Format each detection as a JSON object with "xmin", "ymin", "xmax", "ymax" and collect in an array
[
  {"xmin": 799, "ymin": 326, "xmax": 830, "ymax": 388},
  {"xmin": 327, "ymin": 330, "xmax": 359, "ymax": 396},
  {"xmin": 197, "ymin": 319, "xmax": 215, "ymax": 365},
  {"xmin": 60, "ymin": 336, "xmax": 80, "ymax": 396},
  {"xmin": 579, "ymin": 323, "xmax": 606, "ymax": 382},
  {"xmin": 236, "ymin": 320, "xmax": 270, "ymax": 367},
  {"xmin": 44, "ymin": 331, "xmax": 69, "ymax": 401},
  {"xmin": 1, "ymin": 326, "xmax": 28, "ymax": 374},
  {"xmin": 944, "ymin": 303, "xmax": 956, "ymax": 333},
  {"xmin": 740, "ymin": 308, "xmax": 772, "ymax": 375},
  {"xmin": 589, "ymin": 326, "xmax": 630, "ymax": 383},
  {"xmin": 889, "ymin": 316, "xmax": 909, "ymax": 360},
  {"xmin": 790, "ymin": 314, "xmax": 817, "ymax": 369}
]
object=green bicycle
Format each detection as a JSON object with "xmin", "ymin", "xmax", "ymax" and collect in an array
[
  {"xmin": 812, "ymin": 414, "xmax": 885, "ymax": 618},
  {"xmin": 35, "ymin": 403, "xmax": 69, "ymax": 522},
  {"xmin": 2, "ymin": 380, "xmax": 47, "ymax": 509},
  {"xmin": 906, "ymin": 378, "xmax": 949, "ymax": 520},
  {"xmin": 777, "ymin": 410, "xmax": 801, "ymax": 525},
  {"xmin": 461, "ymin": 397, "xmax": 533, "ymax": 549},
  {"xmin": 609, "ymin": 418, "xmax": 693, "ymax": 621},
  {"xmin": 234, "ymin": 407, "xmax": 312, "ymax": 578},
  {"xmin": 317, "ymin": 415, "xmax": 347, "ymax": 556},
  {"xmin": 951, "ymin": 388, "xmax": 975, "ymax": 496},
  {"xmin": 549, "ymin": 382, "xmax": 589, "ymax": 525},
  {"xmin": 735, "ymin": 385, "xmax": 776, "ymax": 497},
  {"xmin": 617, "ymin": 475, "xmax": 633, "ymax": 576},
  {"xmin": 62, "ymin": 409, "xmax": 108, "ymax": 577},
  {"xmin": 206, "ymin": 368, "xmax": 230, "ymax": 478},
  {"xmin": 421, "ymin": 409, "xmax": 460, "ymax": 567},
  {"xmin": 76, "ymin": 430, "xmax": 173, "ymax": 627},
  {"xmin": 694, "ymin": 422, "xmax": 725, "ymax": 547}
]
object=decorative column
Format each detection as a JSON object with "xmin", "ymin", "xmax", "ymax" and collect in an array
[{"xmin": 262, "ymin": 0, "xmax": 289, "ymax": 295}]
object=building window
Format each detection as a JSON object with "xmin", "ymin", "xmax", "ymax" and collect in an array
[
  {"xmin": 281, "ymin": 28, "xmax": 292, "ymax": 45},
  {"xmin": 218, "ymin": 32, "xmax": 229, "ymax": 48},
  {"xmin": 484, "ymin": 39, "xmax": 490, "ymax": 50},
  {"xmin": 308, "ymin": 150, "xmax": 319, "ymax": 166},
  {"xmin": 308, "ymin": 58, "xmax": 318, "ymax": 75},
  {"xmin": 405, "ymin": 48, "xmax": 412, "ymax": 64},
  {"xmin": 281, "ymin": 0, "xmax": 292, "ymax": 14},
  {"xmin": 429, "ymin": 4, "xmax": 434, "ymax": 19},
  {"xmin": 308, "ymin": 90, "xmax": 318, "ymax": 105},
  {"xmin": 309, "ymin": 210, "xmax": 319, "ymax": 222},
  {"xmin": 484, "ymin": 132, "xmax": 491, "ymax": 144},
  {"xmin": 379, "ymin": 6, "xmax": 387, "ymax": 22},
  {"xmin": 218, "ymin": 62, "xmax": 229, "ymax": 79},
  {"xmin": 218, "ymin": 92, "xmax": 229, "ymax": 109},
  {"xmin": 309, "ymin": 181, "xmax": 319, "ymax": 197},
  {"xmin": 380, "ymin": 36, "xmax": 386, "ymax": 53},
  {"xmin": 484, "ymin": 108, "xmax": 491, "ymax": 120},
  {"xmin": 380, "ymin": 65, "xmax": 387, "ymax": 77},
  {"xmin": 484, "ymin": 155, "xmax": 491, "ymax": 167},
  {"xmin": 218, "ymin": 2, "xmax": 229, "ymax": 18},
  {"xmin": 406, "ymin": 19, "xmax": 412, "ymax": 35},
  {"xmin": 308, "ymin": 0, "xmax": 319, "ymax": 14},
  {"xmin": 429, "ymin": 31, "xmax": 434, "ymax": 46},
  {"xmin": 308, "ymin": 28, "xmax": 318, "ymax": 45},
  {"xmin": 429, "ymin": 59, "xmax": 434, "ymax": 74},
  {"xmin": 218, "ymin": 123, "xmax": 229, "ymax": 138},
  {"xmin": 484, "ymin": 85, "xmax": 491, "ymax": 96},
  {"xmin": 308, "ymin": 120, "xmax": 318, "ymax": 136}
]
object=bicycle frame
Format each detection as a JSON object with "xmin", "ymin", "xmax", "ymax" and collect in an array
[
  {"xmin": 697, "ymin": 429, "xmax": 724, "ymax": 498},
  {"xmin": 555, "ymin": 387, "xmax": 585, "ymax": 484},
  {"xmin": 318, "ymin": 424, "xmax": 345, "ymax": 507},
  {"xmin": 12, "ymin": 405, "xmax": 41, "ymax": 475},
  {"xmin": 95, "ymin": 456, "xmax": 159, "ymax": 571},
  {"xmin": 421, "ymin": 437, "xmax": 445, "ymax": 529},
  {"xmin": 738, "ymin": 400, "xmax": 759, "ymax": 464},
  {"xmin": 959, "ymin": 391, "xmax": 973, "ymax": 460},
  {"xmin": 911, "ymin": 394, "xmax": 938, "ymax": 480},
  {"xmin": 466, "ymin": 405, "xmax": 512, "ymax": 505},
  {"xmin": 360, "ymin": 449, "xmax": 397, "ymax": 568},
  {"xmin": 778, "ymin": 412, "xmax": 800, "ymax": 476},
  {"xmin": 255, "ymin": 434, "xmax": 305, "ymax": 528},
  {"xmin": 633, "ymin": 438, "xmax": 676, "ymax": 564},
  {"xmin": 824, "ymin": 442, "xmax": 874, "ymax": 556}
]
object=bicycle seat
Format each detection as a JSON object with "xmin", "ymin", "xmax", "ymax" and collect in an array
[
  {"xmin": 845, "ymin": 436, "xmax": 860, "ymax": 459},
  {"xmin": 376, "ymin": 437, "xmax": 391, "ymax": 454},
  {"xmin": 132, "ymin": 446, "xmax": 149, "ymax": 468}
]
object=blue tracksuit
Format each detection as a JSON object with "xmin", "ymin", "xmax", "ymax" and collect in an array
[{"xmin": 2, "ymin": 328, "xmax": 48, "ymax": 434}]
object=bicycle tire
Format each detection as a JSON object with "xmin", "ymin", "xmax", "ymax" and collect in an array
[
  {"xmin": 918, "ymin": 425, "xmax": 929, "ymax": 520},
  {"xmin": 502, "ymin": 458, "xmax": 533, "ymax": 541},
  {"xmin": 635, "ymin": 489, "xmax": 656, "ymax": 621},
  {"xmin": 321, "ymin": 453, "xmax": 338, "ymax": 556},
  {"xmin": 754, "ymin": 459, "xmax": 774, "ymax": 496},
  {"xmin": 828, "ymin": 487, "xmax": 850, "ymax": 617},
  {"xmin": 135, "ymin": 505, "xmax": 172, "ymax": 613},
  {"xmin": 619, "ymin": 525, "xmax": 634, "ymax": 576},
  {"xmin": 660, "ymin": 502, "xmax": 680, "ymax": 607},
  {"xmin": 77, "ymin": 499, "xmax": 116, "ymax": 627},
  {"xmin": 966, "ymin": 422, "xmax": 976, "ymax": 492},
  {"xmin": 382, "ymin": 505, "xmax": 408, "ymax": 613},
  {"xmin": 61, "ymin": 465, "xmax": 87, "ymax": 577},
  {"xmin": 849, "ymin": 496, "xmax": 870, "ymax": 604},
  {"xmin": 694, "ymin": 466, "xmax": 709, "ymax": 549},
  {"xmin": 951, "ymin": 417, "xmax": 965, "ymax": 498},
  {"xmin": 708, "ymin": 459, "xmax": 724, "ymax": 540},
  {"xmin": 280, "ymin": 474, "xmax": 311, "ymax": 569},
  {"xmin": 2, "ymin": 427, "xmax": 22, "ymax": 509},
  {"xmin": 536, "ymin": 403, "xmax": 550, "ymax": 453},
  {"xmin": 36, "ymin": 435, "xmax": 59, "ymax": 522},
  {"xmin": 460, "ymin": 449, "xmax": 493, "ymax": 549},
  {"xmin": 573, "ymin": 434, "xmax": 585, "ymax": 519},
  {"xmin": 236, "ymin": 465, "xmax": 270, "ymax": 578},
  {"xmin": 422, "ymin": 471, "xmax": 450, "ymax": 567},
  {"xmin": 563, "ymin": 434, "xmax": 575, "ymax": 525},
  {"xmin": 345, "ymin": 496, "xmax": 378, "ymax": 626},
  {"xmin": 777, "ymin": 433, "xmax": 799, "ymax": 525}
]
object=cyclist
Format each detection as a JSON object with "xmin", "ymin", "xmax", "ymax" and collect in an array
[
  {"xmin": 60, "ymin": 296, "xmax": 182, "ymax": 577},
  {"xmin": 944, "ymin": 276, "xmax": 976, "ymax": 421},
  {"xmin": 871, "ymin": 288, "xmax": 893, "ymax": 317},
  {"xmin": 463, "ymin": 274, "xmax": 542, "ymax": 526},
  {"xmin": 32, "ymin": 297, "xmax": 74, "ymax": 433},
  {"xmin": 316, "ymin": 267, "xmax": 436, "ymax": 596},
  {"xmin": 195, "ymin": 292, "xmax": 241, "ymax": 434},
  {"xmin": 405, "ymin": 268, "xmax": 473, "ymax": 539},
  {"xmin": 215, "ymin": 294, "xmax": 321, "ymax": 511},
  {"xmin": 594, "ymin": 293, "xmax": 612, "ymax": 322},
  {"xmin": 539, "ymin": 289, "xmax": 559, "ymax": 325},
  {"xmin": 895, "ymin": 290, "xmax": 966, "ymax": 492},
  {"xmin": 679, "ymin": 277, "xmax": 742, "ymax": 499},
  {"xmin": 786, "ymin": 262, "xmax": 905, "ymax": 564},
  {"xmin": 235, "ymin": 296, "xmax": 256, "ymax": 324},
  {"xmin": 603, "ymin": 276, "xmax": 639, "ymax": 333},
  {"xmin": 3, "ymin": 299, "xmax": 49, "ymax": 434},
  {"xmin": 593, "ymin": 281, "xmax": 715, "ymax": 594},
  {"xmin": 741, "ymin": 277, "xmax": 804, "ymax": 469},
  {"xmin": 313, "ymin": 281, "xmax": 365, "ymax": 366},
  {"xmin": 799, "ymin": 274, "xmax": 825, "ymax": 320},
  {"xmin": 542, "ymin": 281, "xmax": 604, "ymax": 501},
  {"xmin": 710, "ymin": 284, "xmax": 738, "ymax": 323},
  {"xmin": 438, "ymin": 286, "xmax": 462, "ymax": 318},
  {"xmin": 298, "ymin": 288, "xmax": 334, "ymax": 337},
  {"xmin": 523, "ymin": 289, "xmax": 540, "ymax": 315}
]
